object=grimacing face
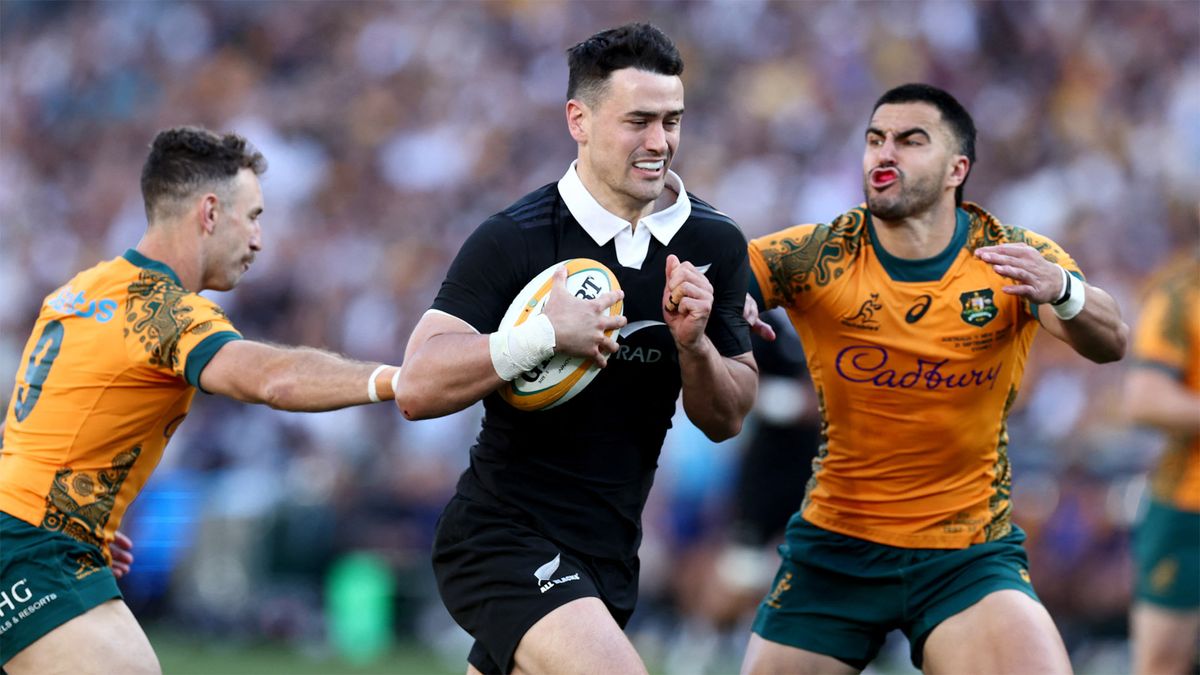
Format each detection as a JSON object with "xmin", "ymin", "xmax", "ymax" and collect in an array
[
  {"xmin": 862, "ymin": 101, "xmax": 963, "ymax": 222},
  {"xmin": 204, "ymin": 167, "xmax": 263, "ymax": 291},
  {"xmin": 574, "ymin": 67, "xmax": 683, "ymax": 221}
]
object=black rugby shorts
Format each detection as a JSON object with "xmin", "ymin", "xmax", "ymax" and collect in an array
[{"xmin": 431, "ymin": 493, "xmax": 638, "ymax": 674}]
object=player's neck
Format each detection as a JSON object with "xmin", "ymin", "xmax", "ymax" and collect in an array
[
  {"xmin": 135, "ymin": 226, "xmax": 202, "ymax": 292},
  {"xmin": 575, "ymin": 162, "xmax": 675, "ymax": 231},
  {"xmin": 870, "ymin": 201, "xmax": 958, "ymax": 260}
]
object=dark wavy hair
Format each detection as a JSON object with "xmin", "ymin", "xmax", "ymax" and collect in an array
[
  {"xmin": 140, "ymin": 126, "xmax": 267, "ymax": 221},
  {"xmin": 566, "ymin": 23, "xmax": 683, "ymax": 105}
]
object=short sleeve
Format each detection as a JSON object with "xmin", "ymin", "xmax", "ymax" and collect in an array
[
  {"xmin": 706, "ymin": 229, "xmax": 753, "ymax": 358},
  {"xmin": 1132, "ymin": 280, "xmax": 1190, "ymax": 378},
  {"xmin": 1017, "ymin": 229, "xmax": 1085, "ymax": 320},
  {"xmin": 748, "ymin": 224, "xmax": 822, "ymax": 311},
  {"xmin": 176, "ymin": 296, "xmax": 242, "ymax": 388},
  {"xmin": 431, "ymin": 215, "xmax": 531, "ymax": 334}
]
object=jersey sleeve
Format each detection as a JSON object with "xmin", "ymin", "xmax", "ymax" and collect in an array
[
  {"xmin": 1132, "ymin": 279, "xmax": 1190, "ymax": 378},
  {"xmin": 748, "ymin": 224, "xmax": 822, "ymax": 311},
  {"xmin": 1015, "ymin": 229, "xmax": 1085, "ymax": 320},
  {"xmin": 431, "ymin": 215, "xmax": 530, "ymax": 334},
  {"xmin": 706, "ymin": 227, "xmax": 753, "ymax": 358},
  {"xmin": 176, "ymin": 296, "xmax": 242, "ymax": 389}
]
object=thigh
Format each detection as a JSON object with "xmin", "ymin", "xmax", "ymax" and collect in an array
[
  {"xmin": 512, "ymin": 597, "xmax": 645, "ymax": 675},
  {"xmin": 5, "ymin": 599, "xmax": 159, "ymax": 675},
  {"xmin": 747, "ymin": 537, "xmax": 894, "ymax": 671},
  {"xmin": 739, "ymin": 632, "xmax": 860, "ymax": 675},
  {"xmin": 904, "ymin": 526, "xmax": 1046, "ymax": 668},
  {"xmin": 432, "ymin": 495, "xmax": 632, "ymax": 674},
  {"xmin": 0, "ymin": 513, "xmax": 124, "ymax": 667},
  {"xmin": 922, "ymin": 590, "xmax": 1070, "ymax": 675},
  {"xmin": 1133, "ymin": 500, "xmax": 1200, "ymax": 610},
  {"xmin": 1130, "ymin": 602, "xmax": 1200, "ymax": 675}
]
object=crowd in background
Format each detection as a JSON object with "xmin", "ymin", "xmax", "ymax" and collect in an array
[{"xmin": 1, "ymin": 1, "xmax": 1196, "ymax": 672}]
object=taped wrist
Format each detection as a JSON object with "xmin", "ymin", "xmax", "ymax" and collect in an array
[
  {"xmin": 489, "ymin": 313, "xmax": 556, "ymax": 381},
  {"xmin": 1050, "ymin": 265, "xmax": 1086, "ymax": 320}
]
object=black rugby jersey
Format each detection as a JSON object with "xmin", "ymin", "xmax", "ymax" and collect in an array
[{"xmin": 431, "ymin": 175, "xmax": 751, "ymax": 560}]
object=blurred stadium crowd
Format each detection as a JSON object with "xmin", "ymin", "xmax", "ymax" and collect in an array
[{"xmin": 1, "ymin": 1, "xmax": 1196, "ymax": 672}]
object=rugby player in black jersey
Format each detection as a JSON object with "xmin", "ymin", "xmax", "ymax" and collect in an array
[{"xmin": 395, "ymin": 23, "xmax": 758, "ymax": 675}]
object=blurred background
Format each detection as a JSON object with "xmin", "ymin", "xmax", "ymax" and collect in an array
[{"xmin": 1, "ymin": 0, "xmax": 1197, "ymax": 673}]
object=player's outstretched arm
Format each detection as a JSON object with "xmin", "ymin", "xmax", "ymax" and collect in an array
[
  {"xmin": 663, "ymin": 255, "xmax": 758, "ymax": 440},
  {"xmin": 199, "ymin": 339, "xmax": 399, "ymax": 412},
  {"xmin": 396, "ymin": 266, "xmax": 625, "ymax": 421},
  {"xmin": 975, "ymin": 243, "xmax": 1128, "ymax": 363},
  {"xmin": 1125, "ymin": 367, "xmax": 1200, "ymax": 435}
]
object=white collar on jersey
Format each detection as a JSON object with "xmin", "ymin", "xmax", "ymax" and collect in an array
[{"xmin": 557, "ymin": 160, "xmax": 691, "ymax": 270}]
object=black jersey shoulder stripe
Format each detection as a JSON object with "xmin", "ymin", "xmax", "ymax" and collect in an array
[
  {"xmin": 686, "ymin": 194, "xmax": 739, "ymax": 229},
  {"xmin": 505, "ymin": 184, "xmax": 559, "ymax": 218}
]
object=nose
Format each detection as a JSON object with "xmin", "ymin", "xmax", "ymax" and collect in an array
[
  {"xmin": 643, "ymin": 121, "xmax": 668, "ymax": 155},
  {"xmin": 250, "ymin": 223, "xmax": 263, "ymax": 252},
  {"xmin": 876, "ymin": 137, "xmax": 898, "ymax": 165}
]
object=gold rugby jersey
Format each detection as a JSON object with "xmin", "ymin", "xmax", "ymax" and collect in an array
[
  {"xmin": 1, "ymin": 250, "xmax": 241, "ymax": 561},
  {"xmin": 1132, "ymin": 255, "xmax": 1200, "ymax": 511},
  {"xmin": 749, "ymin": 203, "xmax": 1082, "ymax": 548}
]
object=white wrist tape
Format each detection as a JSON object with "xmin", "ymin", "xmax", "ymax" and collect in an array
[
  {"xmin": 1050, "ymin": 265, "xmax": 1086, "ymax": 321},
  {"xmin": 367, "ymin": 364, "xmax": 389, "ymax": 403},
  {"xmin": 391, "ymin": 367, "xmax": 402, "ymax": 398},
  {"xmin": 489, "ymin": 313, "xmax": 556, "ymax": 381}
]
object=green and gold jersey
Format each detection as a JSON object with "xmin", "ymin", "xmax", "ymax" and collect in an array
[
  {"xmin": 1132, "ymin": 255, "xmax": 1200, "ymax": 511},
  {"xmin": 749, "ymin": 203, "xmax": 1082, "ymax": 549},
  {"xmin": 1, "ymin": 250, "xmax": 241, "ymax": 561}
]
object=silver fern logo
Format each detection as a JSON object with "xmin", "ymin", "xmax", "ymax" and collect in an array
[
  {"xmin": 534, "ymin": 554, "xmax": 560, "ymax": 583},
  {"xmin": 534, "ymin": 553, "xmax": 581, "ymax": 593}
]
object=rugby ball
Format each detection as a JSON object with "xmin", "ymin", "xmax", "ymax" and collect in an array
[{"xmin": 498, "ymin": 258, "xmax": 622, "ymax": 411}]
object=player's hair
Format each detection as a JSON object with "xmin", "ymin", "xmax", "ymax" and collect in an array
[
  {"xmin": 140, "ymin": 126, "xmax": 267, "ymax": 222},
  {"xmin": 566, "ymin": 23, "xmax": 683, "ymax": 105},
  {"xmin": 873, "ymin": 83, "xmax": 976, "ymax": 205}
]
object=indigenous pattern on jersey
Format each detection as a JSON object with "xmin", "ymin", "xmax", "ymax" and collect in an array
[
  {"xmin": 1131, "ymin": 256, "xmax": 1200, "ymax": 510},
  {"xmin": 432, "ymin": 176, "xmax": 751, "ymax": 561},
  {"xmin": 748, "ymin": 203, "xmax": 1082, "ymax": 549},
  {"xmin": 1, "ymin": 251, "xmax": 240, "ymax": 561}
]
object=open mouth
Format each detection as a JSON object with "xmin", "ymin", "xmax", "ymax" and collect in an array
[
  {"xmin": 870, "ymin": 168, "xmax": 899, "ymax": 190},
  {"xmin": 632, "ymin": 159, "xmax": 666, "ymax": 177}
]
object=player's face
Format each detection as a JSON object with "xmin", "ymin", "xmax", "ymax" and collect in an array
[
  {"xmin": 577, "ymin": 68, "xmax": 683, "ymax": 220},
  {"xmin": 204, "ymin": 168, "xmax": 263, "ymax": 291},
  {"xmin": 862, "ymin": 102, "xmax": 963, "ymax": 222}
]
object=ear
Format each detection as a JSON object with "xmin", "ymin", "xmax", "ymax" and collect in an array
[
  {"xmin": 200, "ymin": 193, "xmax": 220, "ymax": 235},
  {"xmin": 566, "ymin": 99, "xmax": 589, "ymax": 144},
  {"xmin": 947, "ymin": 155, "xmax": 970, "ymax": 189}
]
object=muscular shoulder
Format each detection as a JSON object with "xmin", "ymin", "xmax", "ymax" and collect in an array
[
  {"xmin": 749, "ymin": 206, "xmax": 869, "ymax": 304},
  {"xmin": 685, "ymin": 194, "xmax": 743, "ymax": 241},
  {"xmin": 124, "ymin": 271, "xmax": 233, "ymax": 371},
  {"xmin": 962, "ymin": 202, "xmax": 1072, "ymax": 264},
  {"xmin": 497, "ymin": 183, "xmax": 562, "ymax": 231}
]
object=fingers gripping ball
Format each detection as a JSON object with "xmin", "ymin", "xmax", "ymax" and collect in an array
[{"xmin": 498, "ymin": 259, "xmax": 622, "ymax": 411}]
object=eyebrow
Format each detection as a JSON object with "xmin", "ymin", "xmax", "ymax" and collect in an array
[
  {"xmin": 866, "ymin": 126, "xmax": 931, "ymax": 141},
  {"xmin": 628, "ymin": 108, "xmax": 685, "ymax": 118}
]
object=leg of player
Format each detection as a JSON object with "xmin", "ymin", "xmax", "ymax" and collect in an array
[
  {"xmin": 4, "ymin": 599, "xmax": 160, "ymax": 675},
  {"xmin": 740, "ymin": 633, "xmax": 860, "ymax": 675},
  {"xmin": 1131, "ymin": 602, "xmax": 1200, "ymax": 675},
  {"xmin": 507, "ymin": 597, "xmax": 646, "ymax": 675},
  {"xmin": 921, "ymin": 590, "xmax": 1071, "ymax": 674}
]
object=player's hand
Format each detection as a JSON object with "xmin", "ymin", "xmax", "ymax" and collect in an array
[
  {"xmin": 744, "ymin": 293, "xmax": 776, "ymax": 341},
  {"xmin": 110, "ymin": 530, "xmax": 134, "ymax": 579},
  {"xmin": 663, "ymin": 254, "xmax": 713, "ymax": 350},
  {"xmin": 975, "ymin": 243, "xmax": 1066, "ymax": 304},
  {"xmin": 542, "ymin": 264, "xmax": 626, "ymax": 367}
]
